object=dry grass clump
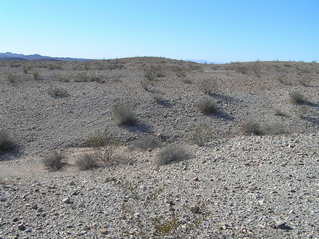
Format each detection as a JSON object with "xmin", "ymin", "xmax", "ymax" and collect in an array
[
  {"xmin": 86, "ymin": 129, "xmax": 113, "ymax": 148},
  {"xmin": 199, "ymin": 79, "xmax": 218, "ymax": 95},
  {"xmin": 48, "ymin": 86, "xmax": 68, "ymax": 98},
  {"xmin": 155, "ymin": 145, "xmax": 190, "ymax": 166},
  {"xmin": 241, "ymin": 121, "xmax": 264, "ymax": 136},
  {"xmin": 144, "ymin": 65, "xmax": 164, "ymax": 81},
  {"xmin": 0, "ymin": 131, "xmax": 18, "ymax": 154},
  {"xmin": 196, "ymin": 98, "xmax": 218, "ymax": 115},
  {"xmin": 42, "ymin": 151, "xmax": 65, "ymax": 171},
  {"xmin": 133, "ymin": 135, "xmax": 161, "ymax": 151},
  {"xmin": 113, "ymin": 103, "xmax": 138, "ymax": 126},
  {"xmin": 289, "ymin": 91, "xmax": 308, "ymax": 105},
  {"xmin": 76, "ymin": 153, "xmax": 98, "ymax": 170}
]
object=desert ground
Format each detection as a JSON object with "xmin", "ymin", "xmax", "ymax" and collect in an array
[{"xmin": 0, "ymin": 58, "xmax": 318, "ymax": 238}]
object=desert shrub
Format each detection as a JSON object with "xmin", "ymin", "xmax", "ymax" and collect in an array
[
  {"xmin": 191, "ymin": 125, "xmax": 211, "ymax": 147},
  {"xmin": 76, "ymin": 153, "xmax": 99, "ymax": 170},
  {"xmin": 241, "ymin": 121, "xmax": 264, "ymax": 136},
  {"xmin": 199, "ymin": 79, "xmax": 217, "ymax": 95},
  {"xmin": 0, "ymin": 131, "xmax": 18, "ymax": 154},
  {"xmin": 155, "ymin": 145, "xmax": 190, "ymax": 166},
  {"xmin": 289, "ymin": 91, "xmax": 307, "ymax": 105},
  {"xmin": 196, "ymin": 98, "xmax": 217, "ymax": 115},
  {"xmin": 144, "ymin": 65, "xmax": 164, "ymax": 81},
  {"xmin": 48, "ymin": 86, "xmax": 68, "ymax": 98},
  {"xmin": 74, "ymin": 72, "xmax": 89, "ymax": 82},
  {"xmin": 6, "ymin": 73, "xmax": 16, "ymax": 83},
  {"xmin": 22, "ymin": 64, "xmax": 30, "ymax": 74},
  {"xmin": 182, "ymin": 79, "xmax": 193, "ymax": 84},
  {"xmin": 277, "ymin": 75, "xmax": 291, "ymax": 85},
  {"xmin": 133, "ymin": 135, "xmax": 161, "ymax": 151},
  {"xmin": 140, "ymin": 80, "xmax": 153, "ymax": 91},
  {"xmin": 32, "ymin": 71, "xmax": 40, "ymax": 80},
  {"xmin": 86, "ymin": 128, "xmax": 113, "ymax": 148},
  {"xmin": 113, "ymin": 103, "xmax": 138, "ymax": 126},
  {"xmin": 171, "ymin": 66, "xmax": 186, "ymax": 77},
  {"xmin": 42, "ymin": 151, "xmax": 65, "ymax": 171}
]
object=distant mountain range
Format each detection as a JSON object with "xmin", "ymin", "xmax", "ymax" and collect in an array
[
  {"xmin": 0, "ymin": 52, "xmax": 89, "ymax": 61},
  {"xmin": 0, "ymin": 52, "xmax": 221, "ymax": 64}
]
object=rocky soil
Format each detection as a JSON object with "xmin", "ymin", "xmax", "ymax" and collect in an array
[{"xmin": 0, "ymin": 58, "xmax": 318, "ymax": 238}]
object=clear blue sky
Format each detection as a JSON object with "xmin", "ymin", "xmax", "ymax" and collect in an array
[{"xmin": 1, "ymin": 0, "xmax": 318, "ymax": 62}]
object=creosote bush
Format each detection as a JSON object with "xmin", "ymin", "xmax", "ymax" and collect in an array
[
  {"xmin": 196, "ymin": 98, "xmax": 218, "ymax": 115},
  {"xmin": 0, "ymin": 131, "xmax": 18, "ymax": 154},
  {"xmin": 289, "ymin": 91, "xmax": 308, "ymax": 105},
  {"xmin": 199, "ymin": 79, "xmax": 218, "ymax": 95},
  {"xmin": 113, "ymin": 103, "xmax": 138, "ymax": 126},
  {"xmin": 86, "ymin": 128, "xmax": 113, "ymax": 148},
  {"xmin": 42, "ymin": 151, "xmax": 65, "ymax": 171},
  {"xmin": 155, "ymin": 145, "xmax": 190, "ymax": 166}
]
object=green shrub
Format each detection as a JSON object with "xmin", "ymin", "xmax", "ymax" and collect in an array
[
  {"xmin": 196, "ymin": 98, "xmax": 217, "ymax": 115},
  {"xmin": 86, "ymin": 128, "xmax": 112, "ymax": 148},
  {"xmin": 0, "ymin": 131, "xmax": 18, "ymax": 154},
  {"xmin": 42, "ymin": 151, "xmax": 65, "ymax": 171},
  {"xmin": 289, "ymin": 91, "xmax": 307, "ymax": 105},
  {"xmin": 113, "ymin": 103, "xmax": 138, "ymax": 126},
  {"xmin": 155, "ymin": 145, "xmax": 190, "ymax": 166}
]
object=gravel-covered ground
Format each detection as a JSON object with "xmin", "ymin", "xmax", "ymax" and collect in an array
[{"xmin": 0, "ymin": 58, "xmax": 318, "ymax": 238}]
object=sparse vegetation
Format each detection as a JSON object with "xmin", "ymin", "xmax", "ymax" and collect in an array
[
  {"xmin": 0, "ymin": 131, "xmax": 18, "ymax": 154},
  {"xmin": 22, "ymin": 64, "xmax": 30, "ymax": 74},
  {"xmin": 42, "ymin": 151, "xmax": 65, "ymax": 171},
  {"xmin": 133, "ymin": 135, "xmax": 161, "ymax": 151},
  {"xmin": 32, "ymin": 71, "xmax": 40, "ymax": 80},
  {"xmin": 196, "ymin": 98, "xmax": 218, "ymax": 115},
  {"xmin": 48, "ymin": 86, "xmax": 68, "ymax": 98},
  {"xmin": 199, "ymin": 79, "xmax": 217, "ymax": 95},
  {"xmin": 289, "ymin": 91, "xmax": 308, "ymax": 105},
  {"xmin": 144, "ymin": 65, "xmax": 164, "ymax": 81},
  {"xmin": 191, "ymin": 125, "xmax": 212, "ymax": 147},
  {"xmin": 76, "ymin": 153, "xmax": 99, "ymax": 170},
  {"xmin": 241, "ymin": 121, "xmax": 264, "ymax": 136},
  {"xmin": 113, "ymin": 103, "xmax": 138, "ymax": 126},
  {"xmin": 155, "ymin": 145, "xmax": 190, "ymax": 166},
  {"xmin": 6, "ymin": 73, "xmax": 16, "ymax": 83},
  {"xmin": 86, "ymin": 128, "xmax": 113, "ymax": 148}
]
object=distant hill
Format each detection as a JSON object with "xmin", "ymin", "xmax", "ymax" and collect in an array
[{"xmin": 0, "ymin": 52, "xmax": 91, "ymax": 61}]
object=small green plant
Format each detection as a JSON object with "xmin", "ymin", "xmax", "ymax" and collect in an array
[
  {"xmin": 86, "ymin": 128, "xmax": 112, "ymax": 148},
  {"xmin": 152, "ymin": 215, "xmax": 179, "ymax": 236},
  {"xmin": 0, "ymin": 131, "xmax": 18, "ymax": 154},
  {"xmin": 289, "ymin": 91, "xmax": 308, "ymax": 105},
  {"xmin": 48, "ymin": 86, "xmax": 68, "ymax": 98},
  {"xmin": 113, "ymin": 103, "xmax": 138, "ymax": 126},
  {"xmin": 75, "ymin": 153, "xmax": 99, "ymax": 170},
  {"xmin": 241, "ymin": 121, "xmax": 264, "ymax": 136},
  {"xmin": 155, "ymin": 145, "xmax": 190, "ymax": 166},
  {"xmin": 42, "ymin": 151, "xmax": 65, "ymax": 171},
  {"xmin": 196, "ymin": 98, "xmax": 218, "ymax": 115}
]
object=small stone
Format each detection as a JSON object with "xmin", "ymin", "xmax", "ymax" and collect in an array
[
  {"xmin": 62, "ymin": 197, "xmax": 72, "ymax": 204},
  {"xmin": 31, "ymin": 203, "xmax": 38, "ymax": 210},
  {"xmin": 69, "ymin": 181, "xmax": 76, "ymax": 186},
  {"xmin": 18, "ymin": 224, "xmax": 26, "ymax": 231},
  {"xmin": 190, "ymin": 205, "xmax": 200, "ymax": 214},
  {"xmin": 193, "ymin": 177, "xmax": 199, "ymax": 181},
  {"xmin": 99, "ymin": 228, "xmax": 109, "ymax": 234},
  {"xmin": 275, "ymin": 221, "xmax": 293, "ymax": 230},
  {"xmin": 12, "ymin": 217, "xmax": 19, "ymax": 222}
]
